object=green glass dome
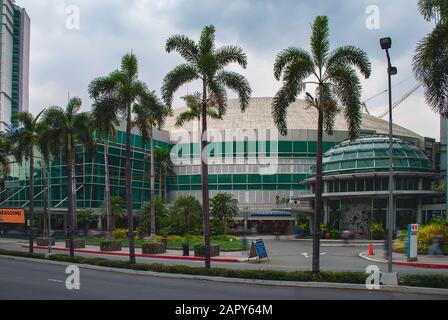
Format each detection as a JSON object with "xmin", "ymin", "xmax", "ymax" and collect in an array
[{"xmin": 317, "ymin": 135, "xmax": 432, "ymax": 175}]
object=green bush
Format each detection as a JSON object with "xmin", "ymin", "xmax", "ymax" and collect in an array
[{"xmin": 399, "ymin": 274, "xmax": 448, "ymax": 289}]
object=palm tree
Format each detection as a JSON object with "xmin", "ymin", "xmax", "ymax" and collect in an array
[
  {"xmin": 89, "ymin": 93, "xmax": 120, "ymax": 239},
  {"xmin": 210, "ymin": 192, "xmax": 238, "ymax": 235},
  {"xmin": 413, "ymin": 0, "xmax": 448, "ymax": 115},
  {"xmin": 175, "ymin": 93, "xmax": 222, "ymax": 155},
  {"xmin": 168, "ymin": 195, "xmax": 203, "ymax": 236},
  {"xmin": 9, "ymin": 110, "xmax": 45, "ymax": 253},
  {"xmin": 42, "ymin": 97, "xmax": 94, "ymax": 258},
  {"xmin": 134, "ymin": 90, "xmax": 170, "ymax": 242},
  {"xmin": 271, "ymin": 16, "xmax": 371, "ymax": 277},
  {"xmin": 154, "ymin": 146, "xmax": 176, "ymax": 200},
  {"xmin": 35, "ymin": 121, "xmax": 58, "ymax": 238},
  {"xmin": 88, "ymin": 53, "xmax": 149, "ymax": 264},
  {"xmin": 162, "ymin": 25, "xmax": 252, "ymax": 268}
]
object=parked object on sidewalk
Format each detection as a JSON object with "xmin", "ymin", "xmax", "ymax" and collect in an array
[
  {"xmin": 182, "ymin": 241, "xmax": 189, "ymax": 256},
  {"xmin": 428, "ymin": 231, "xmax": 445, "ymax": 256},
  {"xmin": 368, "ymin": 243, "xmax": 374, "ymax": 255}
]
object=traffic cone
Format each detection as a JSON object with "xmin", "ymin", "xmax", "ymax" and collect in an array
[{"xmin": 368, "ymin": 243, "xmax": 374, "ymax": 255}]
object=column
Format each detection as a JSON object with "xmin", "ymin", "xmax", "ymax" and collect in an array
[
  {"xmin": 417, "ymin": 198, "xmax": 423, "ymax": 224},
  {"xmin": 323, "ymin": 198, "xmax": 329, "ymax": 225},
  {"xmin": 97, "ymin": 215, "xmax": 102, "ymax": 230}
]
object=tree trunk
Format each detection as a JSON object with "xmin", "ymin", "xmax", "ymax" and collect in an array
[
  {"xmin": 67, "ymin": 136, "xmax": 75, "ymax": 258},
  {"xmin": 312, "ymin": 110, "xmax": 324, "ymax": 278},
  {"xmin": 104, "ymin": 138, "xmax": 113, "ymax": 239},
  {"xmin": 149, "ymin": 128, "xmax": 156, "ymax": 241},
  {"xmin": 159, "ymin": 167, "xmax": 163, "ymax": 200},
  {"xmin": 201, "ymin": 80, "xmax": 211, "ymax": 269},
  {"xmin": 28, "ymin": 150, "xmax": 34, "ymax": 253},
  {"xmin": 126, "ymin": 105, "xmax": 136, "ymax": 264},
  {"xmin": 42, "ymin": 163, "xmax": 48, "ymax": 237}
]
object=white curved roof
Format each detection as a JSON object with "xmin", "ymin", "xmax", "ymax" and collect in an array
[{"xmin": 163, "ymin": 97, "xmax": 423, "ymax": 141}]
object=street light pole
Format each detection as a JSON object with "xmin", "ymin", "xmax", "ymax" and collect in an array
[{"xmin": 380, "ymin": 37, "xmax": 397, "ymax": 274}]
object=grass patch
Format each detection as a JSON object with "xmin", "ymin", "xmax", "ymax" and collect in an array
[{"xmin": 1, "ymin": 248, "xmax": 447, "ymax": 289}]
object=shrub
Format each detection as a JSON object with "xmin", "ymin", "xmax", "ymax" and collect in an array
[
  {"xmin": 141, "ymin": 242, "xmax": 166, "ymax": 254},
  {"xmin": 194, "ymin": 244, "xmax": 220, "ymax": 257},
  {"xmin": 399, "ymin": 274, "xmax": 448, "ymax": 289},
  {"xmin": 167, "ymin": 196, "xmax": 203, "ymax": 235},
  {"xmin": 99, "ymin": 240, "xmax": 122, "ymax": 251},
  {"xmin": 113, "ymin": 228, "xmax": 128, "ymax": 239},
  {"xmin": 369, "ymin": 223, "xmax": 385, "ymax": 234}
]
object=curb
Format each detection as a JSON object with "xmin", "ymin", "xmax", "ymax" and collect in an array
[
  {"xmin": 23, "ymin": 245, "xmax": 241, "ymax": 263},
  {"xmin": 359, "ymin": 251, "xmax": 448, "ymax": 269},
  {"xmin": 1, "ymin": 254, "xmax": 447, "ymax": 296}
]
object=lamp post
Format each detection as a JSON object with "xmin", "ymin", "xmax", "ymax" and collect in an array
[{"xmin": 380, "ymin": 37, "xmax": 397, "ymax": 276}]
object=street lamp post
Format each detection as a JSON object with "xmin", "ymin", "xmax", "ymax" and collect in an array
[{"xmin": 380, "ymin": 37, "xmax": 397, "ymax": 276}]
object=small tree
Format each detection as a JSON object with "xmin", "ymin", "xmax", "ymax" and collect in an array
[
  {"xmin": 101, "ymin": 196, "xmax": 125, "ymax": 230},
  {"xmin": 137, "ymin": 196, "xmax": 168, "ymax": 238},
  {"xmin": 78, "ymin": 208, "xmax": 95, "ymax": 235},
  {"xmin": 167, "ymin": 195, "xmax": 202, "ymax": 235},
  {"xmin": 210, "ymin": 192, "xmax": 238, "ymax": 235}
]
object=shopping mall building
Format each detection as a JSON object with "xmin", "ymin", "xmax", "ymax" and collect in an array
[{"xmin": 1, "ymin": 97, "xmax": 445, "ymax": 236}]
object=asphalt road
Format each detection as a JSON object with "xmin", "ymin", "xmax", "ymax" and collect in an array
[
  {"xmin": 1, "ymin": 238, "xmax": 447, "ymax": 275},
  {"xmin": 0, "ymin": 258, "xmax": 446, "ymax": 300}
]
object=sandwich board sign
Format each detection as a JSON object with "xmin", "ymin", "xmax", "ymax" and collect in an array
[{"xmin": 248, "ymin": 239, "xmax": 269, "ymax": 262}]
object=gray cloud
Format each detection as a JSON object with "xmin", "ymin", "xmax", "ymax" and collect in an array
[{"xmin": 19, "ymin": 0, "xmax": 440, "ymax": 139}]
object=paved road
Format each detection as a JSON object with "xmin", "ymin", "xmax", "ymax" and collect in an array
[
  {"xmin": 1, "ymin": 238, "xmax": 447, "ymax": 275},
  {"xmin": 0, "ymin": 258, "xmax": 446, "ymax": 300}
]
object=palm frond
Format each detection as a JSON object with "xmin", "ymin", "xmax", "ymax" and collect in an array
[
  {"xmin": 214, "ymin": 71, "xmax": 251, "ymax": 111},
  {"xmin": 413, "ymin": 21, "xmax": 448, "ymax": 114},
  {"xmin": 121, "ymin": 53, "xmax": 139, "ymax": 82},
  {"xmin": 165, "ymin": 34, "xmax": 198, "ymax": 64},
  {"xmin": 161, "ymin": 64, "xmax": 199, "ymax": 107},
  {"xmin": 215, "ymin": 45, "xmax": 247, "ymax": 69},
  {"xmin": 327, "ymin": 65, "xmax": 362, "ymax": 140},
  {"xmin": 326, "ymin": 45, "xmax": 371, "ymax": 79},
  {"xmin": 199, "ymin": 25, "xmax": 216, "ymax": 55},
  {"xmin": 310, "ymin": 16, "xmax": 330, "ymax": 69},
  {"xmin": 273, "ymin": 47, "xmax": 314, "ymax": 80}
]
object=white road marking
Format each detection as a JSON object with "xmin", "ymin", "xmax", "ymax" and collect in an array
[{"xmin": 301, "ymin": 252, "xmax": 327, "ymax": 258}]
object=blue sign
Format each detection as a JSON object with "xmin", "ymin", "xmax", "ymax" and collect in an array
[{"xmin": 254, "ymin": 239, "xmax": 268, "ymax": 259}]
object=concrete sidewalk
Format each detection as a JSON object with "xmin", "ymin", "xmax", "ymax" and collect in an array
[{"xmin": 360, "ymin": 249, "xmax": 448, "ymax": 268}]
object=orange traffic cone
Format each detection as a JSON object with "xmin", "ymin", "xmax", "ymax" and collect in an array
[{"xmin": 368, "ymin": 243, "xmax": 374, "ymax": 255}]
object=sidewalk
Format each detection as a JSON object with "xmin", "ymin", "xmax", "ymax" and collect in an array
[
  {"xmin": 23, "ymin": 241, "xmax": 247, "ymax": 263},
  {"xmin": 360, "ymin": 249, "xmax": 448, "ymax": 268}
]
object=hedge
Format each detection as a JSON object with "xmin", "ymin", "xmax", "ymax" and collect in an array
[{"xmin": 0, "ymin": 249, "xmax": 447, "ymax": 289}]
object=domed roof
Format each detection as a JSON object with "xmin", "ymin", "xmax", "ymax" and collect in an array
[
  {"xmin": 163, "ymin": 97, "xmax": 423, "ymax": 142},
  {"xmin": 320, "ymin": 135, "xmax": 432, "ymax": 175}
]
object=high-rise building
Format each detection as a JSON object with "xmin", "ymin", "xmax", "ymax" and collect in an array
[{"xmin": 0, "ymin": 0, "xmax": 30, "ymax": 131}]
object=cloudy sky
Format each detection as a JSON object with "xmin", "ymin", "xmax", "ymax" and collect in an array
[{"xmin": 19, "ymin": 0, "xmax": 440, "ymax": 139}]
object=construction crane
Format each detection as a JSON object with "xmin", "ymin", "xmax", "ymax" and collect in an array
[
  {"xmin": 361, "ymin": 76, "xmax": 413, "ymax": 115},
  {"xmin": 377, "ymin": 83, "xmax": 422, "ymax": 119}
]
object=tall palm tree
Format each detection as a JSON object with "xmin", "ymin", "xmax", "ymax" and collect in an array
[
  {"xmin": 9, "ymin": 110, "xmax": 45, "ymax": 253},
  {"xmin": 89, "ymin": 53, "xmax": 148, "ymax": 264},
  {"xmin": 271, "ymin": 16, "xmax": 371, "ymax": 277},
  {"xmin": 134, "ymin": 90, "xmax": 170, "ymax": 241},
  {"xmin": 35, "ymin": 121, "xmax": 58, "ymax": 237},
  {"xmin": 42, "ymin": 97, "xmax": 94, "ymax": 258},
  {"xmin": 89, "ymin": 94, "xmax": 120, "ymax": 239},
  {"xmin": 175, "ymin": 93, "xmax": 222, "ymax": 154},
  {"xmin": 162, "ymin": 25, "xmax": 252, "ymax": 268},
  {"xmin": 413, "ymin": 0, "xmax": 448, "ymax": 115},
  {"xmin": 154, "ymin": 146, "xmax": 176, "ymax": 200}
]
